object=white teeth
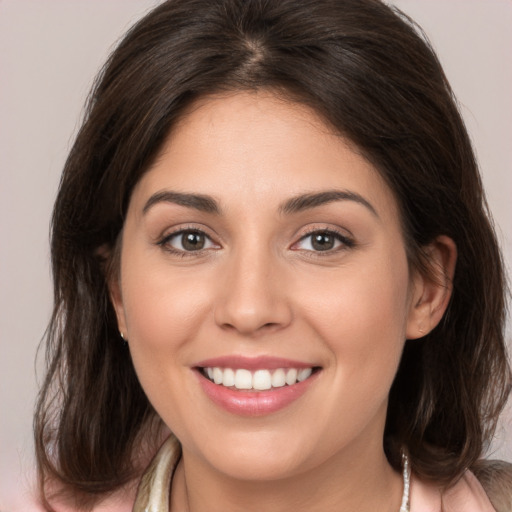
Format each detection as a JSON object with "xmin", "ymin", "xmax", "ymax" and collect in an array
[
  {"xmin": 213, "ymin": 367, "xmax": 223, "ymax": 385},
  {"xmin": 203, "ymin": 366, "xmax": 314, "ymax": 390},
  {"xmin": 223, "ymin": 368, "xmax": 235, "ymax": 387},
  {"xmin": 297, "ymin": 368, "xmax": 313, "ymax": 382},
  {"xmin": 285, "ymin": 368, "xmax": 298, "ymax": 386},
  {"xmin": 253, "ymin": 370, "xmax": 272, "ymax": 390},
  {"xmin": 271, "ymin": 368, "xmax": 286, "ymax": 388},
  {"xmin": 234, "ymin": 369, "xmax": 252, "ymax": 389}
]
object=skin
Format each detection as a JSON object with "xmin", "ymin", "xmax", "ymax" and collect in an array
[{"xmin": 111, "ymin": 91, "xmax": 456, "ymax": 512}]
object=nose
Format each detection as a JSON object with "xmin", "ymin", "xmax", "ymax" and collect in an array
[{"xmin": 214, "ymin": 247, "xmax": 293, "ymax": 336}]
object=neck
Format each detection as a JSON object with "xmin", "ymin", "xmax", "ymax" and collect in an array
[{"xmin": 170, "ymin": 438, "xmax": 402, "ymax": 512}]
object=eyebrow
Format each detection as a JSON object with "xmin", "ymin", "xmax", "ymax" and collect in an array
[
  {"xmin": 142, "ymin": 188, "xmax": 378, "ymax": 218},
  {"xmin": 279, "ymin": 190, "xmax": 378, "ymax": 217},
  {"xmin": 143, "ymin": 191, "xmax": 221, "ymax": 215}
]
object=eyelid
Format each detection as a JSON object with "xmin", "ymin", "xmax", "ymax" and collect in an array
[
  {"xmin": 157, "ymin": 225, "xmax": 221, "ymax": 255},
  {"xmin": 155, "ymin": 224, "xmax": 354, "ymax": 256},
  {"xmin": 291, "ymin": 226, "xmax": 355, "ymax": 252}
]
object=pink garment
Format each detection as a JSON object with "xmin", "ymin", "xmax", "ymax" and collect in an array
[
  {"xmin": 19, "ymin": 468, "xmax": 495, "ymax": 511},
  {"xmin": 4, "ymin": 490, "xmax": 135, "ymax": 512},
  {"xmin": 87, "ymin": 472, "xmax": 496, "ymax": 511},
  {"xmin": 410, "ymin": 471, "xmax": 496, "ymax": 512}
]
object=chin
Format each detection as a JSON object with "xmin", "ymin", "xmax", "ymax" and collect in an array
[
  {"xmin": 184, "ymin": 427, "xmax": 322, "ymax": 481},
  {"xmin": 208, "ymin": 451, "xmax": 311, "ymax": 482}
]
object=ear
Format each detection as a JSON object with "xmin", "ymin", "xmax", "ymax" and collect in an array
[
  {"xmin": 109, "ymin": 273, "xmax": 128, "ymax": 338},
  {"xmin": 97, "ymin": 242, "xmax": 129, "ymax": 338},
  {"xmin": 406, "ymin": 235, "xmax": 457, "ymax": 339}
]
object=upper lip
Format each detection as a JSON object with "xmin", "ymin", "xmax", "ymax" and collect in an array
[{"xmin": 194, "ymin": 355, "xmax": 318, "ymax": 371}]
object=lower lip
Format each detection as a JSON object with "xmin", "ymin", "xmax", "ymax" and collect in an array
[{"xmin": 195, "ymin": 370, "xmax": 319, "ymax": 416}]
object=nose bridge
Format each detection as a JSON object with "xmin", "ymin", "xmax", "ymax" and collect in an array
[{"xmin": 214, "ymin": 238, "xmax": 291, "ymax": 335}]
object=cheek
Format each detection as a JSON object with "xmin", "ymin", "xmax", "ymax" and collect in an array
[
  {"xmin": 119, "ymin": 250, "xmax": 213, "ymax": 374},
  {"xmin": 297, "ymin": 248, "xmax": 411, "ymax": 385},
  {"xmin": 293, "ymin": 252, "xmax": 411, "ymax": 441},
  {"xmin": 118, "ymin": 252, "xmax": 219, "ymax": 434}
]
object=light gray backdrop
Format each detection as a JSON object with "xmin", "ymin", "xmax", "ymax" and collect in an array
[{"xmin": 1, "ymin": 0, "xmax": 511, "ymax": 509}]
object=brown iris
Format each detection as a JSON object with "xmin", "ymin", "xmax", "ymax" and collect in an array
[
  {"xmin": 311, "ymin": 232, "xmax": 336, "ymax": 251},
  {"xmin": 181, "ymin": 231, "xmax": 206, "ymax": 251}
]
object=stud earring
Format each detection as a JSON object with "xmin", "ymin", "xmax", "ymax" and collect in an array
[{"xmin": 120, "ymin": 331, "xmax": 128, "ymax": 344}]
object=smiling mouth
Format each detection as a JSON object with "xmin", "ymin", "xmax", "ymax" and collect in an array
[{"xmin": 199, "ymin": 366, "xmax": 320, "ymax": 391}]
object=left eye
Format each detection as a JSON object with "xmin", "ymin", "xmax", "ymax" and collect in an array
[
  {"xmin": 161, "ymin": 230, "xmax": 217, "ymax": 252},
  {"xmin": 294, "ymin": 231, "xmax": 350, "ymax": 252}
]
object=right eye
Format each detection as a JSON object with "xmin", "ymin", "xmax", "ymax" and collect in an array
[{"xmin": 159, "ymin": 229, "xmax": 218, "ymax": 253}]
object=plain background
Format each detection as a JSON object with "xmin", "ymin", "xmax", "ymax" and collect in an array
[{"xmin": 1, "ymin": 0, "xmax": 511, "ymax": 508}]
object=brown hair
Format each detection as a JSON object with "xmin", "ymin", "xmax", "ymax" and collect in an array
[
  {"xmin": 35, "ymin": 0, "xmax": 511, "ymax": 507},
  {"xmin": 472, "ymin": 460, "xmax": 512, "ymax": 512}
]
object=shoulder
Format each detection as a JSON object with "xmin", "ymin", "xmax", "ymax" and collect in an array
[
  {"xmin": 37, "ymin": 479, "xmax": 137, "ymax": 512},
  {"xmin": 471, "ymin": 459, "xmax": 512, "ymax": 512},
  {"xmin": 410, "ymin": 463, "xmax": 509, "ymax": 512},
  {"xmin": 43, "ymin": 489, "xmax": 136, "ymax": 512},
  {"xmin": 440, "ymin": 470, "xmax": 498, "ymax": 512}
]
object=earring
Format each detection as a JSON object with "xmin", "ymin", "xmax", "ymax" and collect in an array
[{"xmin": 120, "ymin": 331, "xmax": 128, "ymax": 344}]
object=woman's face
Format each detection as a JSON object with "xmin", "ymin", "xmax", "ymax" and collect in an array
[{"xmin": 113, "ymin": 92, "xmax": 425, "ymax": 481}]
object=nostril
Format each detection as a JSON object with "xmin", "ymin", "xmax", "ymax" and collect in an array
[
  {"xmin": 213, "ymin": 286, "xmax": 293, "ymax": 335},
  {"xmin": 219, "ymin": 320, "xmax": 285, "ymax": 336}
]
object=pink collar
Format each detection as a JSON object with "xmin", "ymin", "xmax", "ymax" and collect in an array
[{"xmin": 410, "ymin": 470, "xmax": 495, "ymax": 512}]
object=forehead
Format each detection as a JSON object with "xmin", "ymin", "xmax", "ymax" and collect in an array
[{"xmin": 129, "ymin": 91, "xmax": 400, "ymax": 223}]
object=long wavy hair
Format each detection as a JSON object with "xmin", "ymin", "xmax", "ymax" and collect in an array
[{"xmin": 35, "ymin": 0, "xmax": 511, "ymax": 508}]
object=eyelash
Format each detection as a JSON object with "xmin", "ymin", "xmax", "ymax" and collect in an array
[
  {"xmin": 293, "ymin": 227, "xmax": 355, "ymax": 254},
  {"xmin": 157, "ymin": 227, "xmax": 355, "ymax": 257},
  {"xmin": 157, "ymin": 227, "xmax": 218, "ymax": 257}
]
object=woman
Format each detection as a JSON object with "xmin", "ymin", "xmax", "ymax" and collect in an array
[{"xmin": 34, "ymin": 0, "xmax": 512, "ymax": 510}]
